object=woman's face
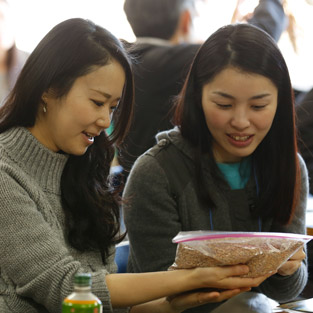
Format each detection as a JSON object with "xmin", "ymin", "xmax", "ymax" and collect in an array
[
  {"xmin": 29, "ymin": 59, "xmax": 125, "ymax": 155},
  {"xmin": 201, "ymin": 66, "xmax": 278, "ymax": 163}
]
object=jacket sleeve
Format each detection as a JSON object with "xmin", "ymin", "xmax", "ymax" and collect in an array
[
  {"xmin": 248, "ymin": 0, "xmax": 288, "ymax": 42},
  {"xmin": 123, "ymin": 153, "xmax": 181, "ymax": 273},
  {"xmin": 256, "ymin": 154, "xmax": 309, "ymax": 302},
  {"xmin": 0, "ymin": 169, "xmax": 113, "ymax": 313},
  {"xmin": 296, "ymin": 88, "xmax": 313, "ymax": 195}
]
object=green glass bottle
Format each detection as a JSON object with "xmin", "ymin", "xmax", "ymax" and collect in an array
[{"xmin": 62, "ymin": 273, "xmax": 103, "ymax": 313}]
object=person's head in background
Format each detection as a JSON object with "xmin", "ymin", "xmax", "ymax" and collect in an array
[
  {"xmin": 0, "ymin": 18, "xmax": 134, "ymax": 258},
  {"xmin": 124, "ymin": 0, "xmax": 198, "ymax": 44},
  {"xmin": 174, "ymin": 23, "xmax": 300, "ymax": 225}
]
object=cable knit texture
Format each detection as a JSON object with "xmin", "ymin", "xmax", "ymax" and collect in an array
[{"xmin": 0, "ymin": 127, "xmax": 125, "ymax": 313}]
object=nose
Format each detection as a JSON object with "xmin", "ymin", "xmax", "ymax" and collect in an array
[
  {"xmin": 96, "ymin": 107, "xmax": 111, "ymax": 129},
  {"xmin": 230, "ymin": 107, "xmax": 250, "ymax": 130}
]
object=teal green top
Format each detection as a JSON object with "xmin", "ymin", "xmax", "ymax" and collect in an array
[
  {"xmin": 106, "ymin": 123, "xmax": 114, "ymax": 136},
  {"xmin": 217, "ymin": 157, "xmax": 251, "ymax": 190}
]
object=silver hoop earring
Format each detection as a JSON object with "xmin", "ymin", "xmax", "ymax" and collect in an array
[{"xmin": 43, "ymin": 105, "xmax": 47, "ymax": 113}]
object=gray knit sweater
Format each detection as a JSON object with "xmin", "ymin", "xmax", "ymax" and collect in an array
[
  {"xmin": 124, "ymin": 128, "xmax": 309, "ymax": 313},
  {"xmin": 0, "ymin": 127, "xmax": 124, "ymax": 313}
]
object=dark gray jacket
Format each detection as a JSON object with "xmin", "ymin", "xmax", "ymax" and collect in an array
[{"xmin": 123, "ymin": 128, "xmax": 309, "ymax": 313}]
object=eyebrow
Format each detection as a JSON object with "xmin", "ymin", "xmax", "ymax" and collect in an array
[
  {"xmin": 212, "ymin": 91, "xmax": 271, "ymax": 100},
  {"xmin": 91, "ymin": 89, "xmax": 112, "ymax": 99}
]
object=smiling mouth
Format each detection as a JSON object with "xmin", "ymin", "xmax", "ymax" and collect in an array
[
  {"xmin": 83, "ymin": 132, "xmax": 95, "ymax": 140},
  {"xmin": 228, "ymin": 135, "xmax": 252, "ymax": 141}
]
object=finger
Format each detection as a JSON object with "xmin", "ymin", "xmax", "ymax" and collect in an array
[
  {"xmin": 289, "ymin": 249, "xmax": 305, "ymax": 261},
  {"xmin": 214, "ymin": 265, "xmax": 250, "ymax": 278},
  {"xmin": 278, "ymin": 260, "xmax": 302, "ymax": 276},
  {"xmin": 211, "ymin": 288, "xmax": 244, "ymax": 303},
  {"xmin": 217, "ymin": 272, "xmax": 272, "ymax": 289},
  {"xmin": 169, "ymin": 290, "xmax": 221, "ymax": 310},
  {"xmin": 239, "ymin": 287, "xmax": 252, "ymax": 292}
]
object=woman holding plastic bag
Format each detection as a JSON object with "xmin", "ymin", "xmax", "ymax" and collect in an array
[{"xmin": 123, "ymin": 23, "xmax": 309, "ymax": 313}]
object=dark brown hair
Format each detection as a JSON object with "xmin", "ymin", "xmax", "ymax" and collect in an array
[
  {"xmin": 0, "ymin": 18, "xmax": 134, "ymax": 262},
  {"xmin": 174, "ymin": 23, "xmax": 300, "ymax": 224}
]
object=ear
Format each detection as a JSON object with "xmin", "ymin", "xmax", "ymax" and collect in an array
[
  {"xmin": 41, "ymin": 92, "xmax": 48, "ymax": 104},
  {"xmin": 41, "ymin": 89, "xmax": 55, "ymax": 103}
]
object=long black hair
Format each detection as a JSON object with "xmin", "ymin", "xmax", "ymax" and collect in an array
[
  {"xmin": 0, "ymin": 18, "xmax": 134, "ymax": 263},
  {"xmin": 174, "ymin": 23, "xmax": 300, "ymax": 225}
]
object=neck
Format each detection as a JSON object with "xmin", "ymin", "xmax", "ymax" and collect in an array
[{"xmin": 0, "ymin": 49, "xmax": 8, "ymax": 72}]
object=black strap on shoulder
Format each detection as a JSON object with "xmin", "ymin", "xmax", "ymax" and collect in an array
[{"xmin": 150, "ymin": 142, "xmax": 194, "ymax": 201}]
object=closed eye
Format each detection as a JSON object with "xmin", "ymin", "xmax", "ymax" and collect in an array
[
  {"xmin": 215, "ymin": 102, "xmax": 232, "ymax": 109},
  {"xmin": 251, "ymin": 104, "xmax": 267, "ymax": 110},
  {"xmin": 92, "ymin": 100, "xmax": 104, "ymax": 107}
]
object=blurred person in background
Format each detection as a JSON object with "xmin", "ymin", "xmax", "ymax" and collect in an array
[
  {"xmin": 297, "ymin": 89, "xmax": 313, "ymax": 195},
  {"xmin": 232, "ymin": 0, "xmax": 308, "ymax": 104},
  {"xmin": 118, "ymin": 0, "xmax": 288, "ymax": 183},
  {"xmin": 293, "ymin": 1, "xmax": 313, "ymax": 196},
  {"xmin": 231, "ymin": 0, "xmax": 288, "ymax": 42},
  {"xmin": 0, "ymin": 0, "xmax": 28, "ymax": 106}
]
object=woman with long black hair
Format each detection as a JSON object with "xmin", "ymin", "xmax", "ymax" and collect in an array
[
  {"xmin": 124, "ymin": 23, "xmax": 309, "ymax": 313},
  {"xmin": 0, "ymin": 18, "xmax": 268, "ymax": 313}
]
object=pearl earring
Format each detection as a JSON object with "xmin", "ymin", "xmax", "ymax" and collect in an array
[{"xmin": 42, "ymin": 97, "xmax": 47, "ymax": 113}]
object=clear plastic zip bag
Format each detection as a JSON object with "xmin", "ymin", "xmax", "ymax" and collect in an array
[{"xmin": 169, "ymin": 231, "xmax": 313, "ymax": 277}]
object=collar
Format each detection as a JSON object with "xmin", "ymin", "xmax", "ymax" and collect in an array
[{"xmin": 135, "ymin": 37, "xmax": 174, "ymax": 47}]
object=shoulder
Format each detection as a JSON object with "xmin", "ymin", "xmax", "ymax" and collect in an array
[
  {"xmin": 128, "ymin": 138, "xmax": 175, "ymax": 178},
  {"xmin": 145, "ymin": 133, "xmax": 191, "ymax": 169},
  {"xmin": 0, "ymin": 130, "xmax": 38, "ymax": 196},
  {"xmin": 0, "ymin": 139, "xmax": 19, "ymax": 173},
  {"xmin": 126, "ymin": 135, "xmax": 186, "ymax": 181},
  {"xmin": 0, "ymin": 147, "xmax": 30, "ymax": 192},
  {"xmin": 295, "ymin": 153, "xmax": 309, "ymax": 218},
  {"xmin": 297, "ymin": 153, "xmax": 309, "ymax": 194},
  {"xmin": 133, "ymin": 42, "xmax": 200, "ymax": 66},
  {"xmin": 298, "ymin": 153, "xmax": 309, "ymax": 181},
  {"xmin": 123, "ymin": 142, "xmax": 171, "ymax": 197},
  {"xmin": 145, "ymin": 137, "xmax": 172, "ymax": 158},
  {"xmin": 167, "ymin": 43, "xmax": 200, "ymax": 57}
]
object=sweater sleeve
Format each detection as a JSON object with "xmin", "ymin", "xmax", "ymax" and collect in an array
[
  {"xmin": 123, "ymin": 153, "xmax": 181, "ymax": 273},
  {"xmin": 248, "ymin": 0, "xmax": 288, "ymax": 42},
  {"xmin": 256, "ymin": 154, "xmax": 309, "ymax": 303},
  {"xmin": 0, "ymin": 169, "xmax": 113, "ymax": 313}
]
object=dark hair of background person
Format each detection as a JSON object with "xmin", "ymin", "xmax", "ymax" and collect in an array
[
  {"xmin": 174, "ymin": 23, "xmax": 300, "ymax": 225},
  {"xmin": 0, "ymin": 18, "xmax": 134, "ymax": 263},
  {"xmin": 124, "ymin": 0, "xmax": 195, "ymax": 40}
]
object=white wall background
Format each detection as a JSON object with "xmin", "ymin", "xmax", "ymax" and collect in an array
[{"xmin": 8, "ymin": 0, "xmax": 313, "ymax": 91}]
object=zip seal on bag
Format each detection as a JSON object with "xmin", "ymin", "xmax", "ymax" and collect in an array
[{"xmin": 170, "ymin": 231, "xmax": 313, "ymax": 277}]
